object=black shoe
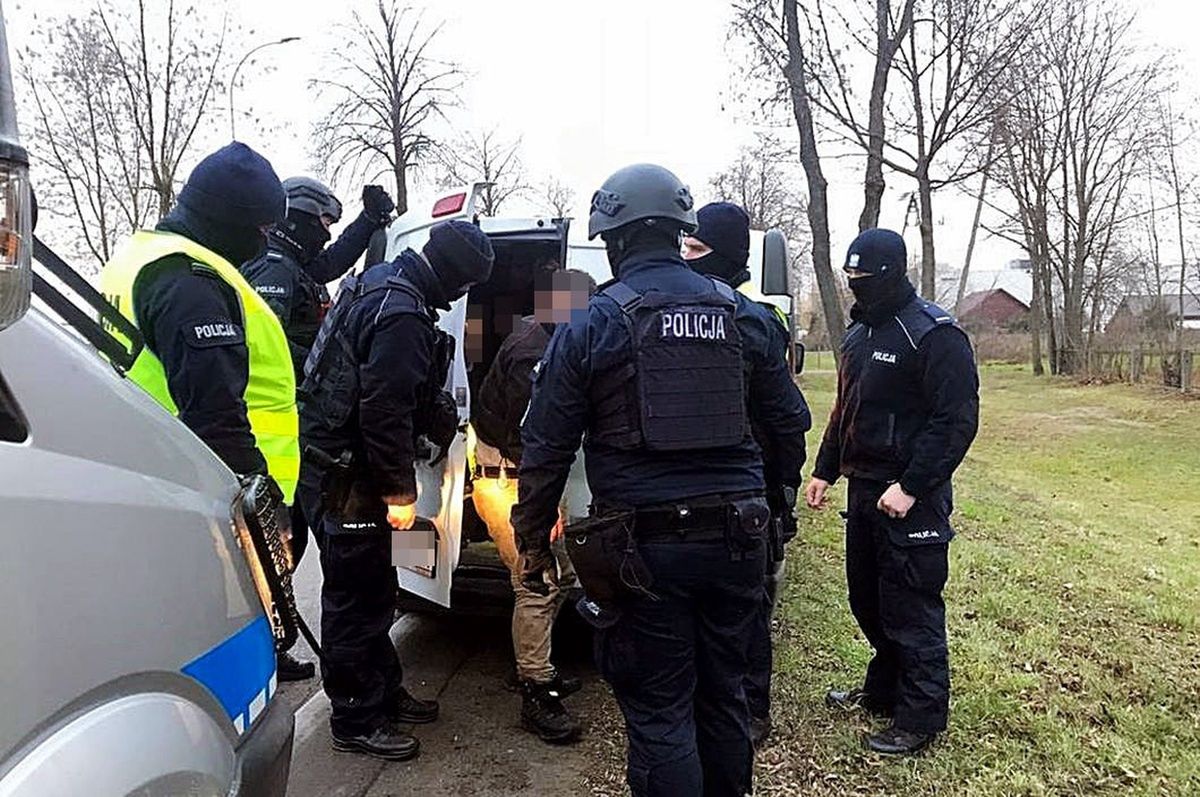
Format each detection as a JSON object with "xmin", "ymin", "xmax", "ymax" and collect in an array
[
  {"xmin": 276, "ymin": 651, "xmax": 315, "ymax": 682},
  {"xmin": 520, "ymin": 681, "xmax": 583, "ymax": 744},
  {"xmin": 825, "ymin": 687, "xmax": 891, "ymax": 717},
  {"xmin": 545, "ymin": 672, "xmax": 583, "ymax": 699},
  {"xmin": 331, "ymin": 724, "xmax": 420, "ymax": 761},
  {"xmin": 388, "ymin": 687, "xmax": 440, "ymax": 725},
  {"xmin": 865, "ymin": 724, "xmax": 936, "ymax": 755},
  {"xmin": 750, "ymin": 714, "xmax": 772, "ymax": 748}
]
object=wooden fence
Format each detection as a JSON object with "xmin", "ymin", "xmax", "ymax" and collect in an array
[{"xmin": 1085, "ymin": 349, "xmax": 1197, "ymax": 394}]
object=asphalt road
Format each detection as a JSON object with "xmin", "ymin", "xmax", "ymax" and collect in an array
[{"xmin": 278, "ymin": 548, "xmax": 618, "ymax": 797}]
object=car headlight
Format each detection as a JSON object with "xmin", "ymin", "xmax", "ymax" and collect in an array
[
  {"xmin": 231, "ymin": 475, "xmax": 298, "ymax": 651},
  {"xmin": 0, "ymin": 155, "xmax": 32, "ymax": 332}
]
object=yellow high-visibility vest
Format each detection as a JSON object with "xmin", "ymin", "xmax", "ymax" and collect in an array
[
  {"xmin": 737, "ymin": 282, "xmax": 791, "ymax": 332},
  {"xmin": 101, "ymin": 230, "xmax": 300, "ymax": 502}
]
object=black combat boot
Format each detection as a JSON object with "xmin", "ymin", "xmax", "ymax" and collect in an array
[
  {"xmin": 331, "ymin": 723, "xmax": 420, "ymax": 761},
  {"xmin": 276, "ymin": 651, "xmax": 315, "ymax": 682},
  {"xmin": 520, "ymin": 680, "xmax": 583, "ymax": 744},
  {"xmin": 388, "ymin": 686, "xmax": 440, "ymax": 725},
  {"xmin": 864, "ymin": 724, "xmax": 936, "ymax": 755},
  {"xmin": 825, "ymin": 687, "xmax": 892, "ymax": 717}
]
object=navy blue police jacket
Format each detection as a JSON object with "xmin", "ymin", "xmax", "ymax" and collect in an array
[
  {"xmin": 813, "ymin": 296, "xmax": 979, "ymax": 497},
  {"xmin": 512, "ymin": 252, "xmax": 812, "ymax": 549},
  {"xmin": 241, "ymin": 213, "xmax": 378, "ymax": 383},
  {"xmin": 299, "ymin": 249, "xmax": 439, "ymax": 505}
]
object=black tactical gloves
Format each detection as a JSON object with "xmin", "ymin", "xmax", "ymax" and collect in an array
[{"xmin": 362, "ymin": 185, "xmax": 396, "ymax": 226}]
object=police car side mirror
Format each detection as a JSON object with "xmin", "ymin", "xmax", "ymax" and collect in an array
[{"xmin": 761, "ymin": 228, "xmax": 788, "ymax": 296}]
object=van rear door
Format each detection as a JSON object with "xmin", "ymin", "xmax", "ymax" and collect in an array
[{"xmin": 381, "ymin": 186, "xmax": 488, "ymax": 607}]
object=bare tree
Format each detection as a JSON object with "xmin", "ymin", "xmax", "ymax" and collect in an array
[
  {"xmin": 434, "ymin": 128, "xmax": 530, "ymax": 217},
  {"xmin": 710, "ymin": 132, "xmax": 814, "ymax": 340},
  {"xmin": 313, "ymin": 1, "xmax": 461, "ymax": 216},
  {"xmin": 540, "ymin": 177, "xmax": 575, "ymax": 219},
  {"xmin": 20, "ymin": 0, "xmax": 230, "ymax": 269},
  {"xmin": 733, "ymin": 0, "xmax": 846, "ymax": 354},
  {"xmin": 993, "ymin": 0, "xmax": 1163, "ymax": 375},
  {"xmin": 806, "ymin": 0, "xmax": 915, "ymax": 231}
]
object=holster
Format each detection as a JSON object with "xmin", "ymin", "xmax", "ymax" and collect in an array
[
  {"xmin": 564, "ymin": 509, "xmax": 653, "ymax": 604},
  {"xmin": 304, "ymin": 445, "xmax": 383, "ymax": 526}
]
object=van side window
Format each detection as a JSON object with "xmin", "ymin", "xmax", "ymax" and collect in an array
[{"xmin": 0, "ymin": 371, "xmax": 28, "ymax": 443}]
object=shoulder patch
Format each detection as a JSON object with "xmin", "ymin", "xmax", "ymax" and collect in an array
[
  {"xmin": 189, "ymin": 262, "xmax": 221, "ymax": 280},
  {"xmin": 919, "ymin": 302, "xmax": 955, "ymax": 325},
  {"xmin": 182, "ymin": 317, "xmax": 245, "ymax": 349}
]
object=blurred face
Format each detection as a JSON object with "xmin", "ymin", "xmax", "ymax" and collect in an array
[
  {"xmin": 320, "ymin": 215, "xmax": 335, "ymax": 231},
  {"xmin": 680, "ymin": 236, "xmax": 712, "ymax": 261},
  {"xmin": 534, "ymin": 270, "xmax": 591, "ymax": 324},
  {"xmin": 465, "ymin": 305, "xmax": 485, "ymax": 365}
]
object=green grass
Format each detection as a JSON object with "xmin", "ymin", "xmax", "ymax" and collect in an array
[{"xmin": 761, "ymin": 364, "xmax": 1200, "ymax": 796}]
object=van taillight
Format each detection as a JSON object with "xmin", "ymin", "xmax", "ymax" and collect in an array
[{"xmin": 432, "ymin": 193, "xmax": 467, "ymax": 218}]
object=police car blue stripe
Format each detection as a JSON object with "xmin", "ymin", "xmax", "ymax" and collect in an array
[{"xmin": 182, "ymin": 615, "xmax": 276, "ymax": 727}]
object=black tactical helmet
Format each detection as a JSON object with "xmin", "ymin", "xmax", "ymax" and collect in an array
[
  {"xmin": 587, "ymin": 163, "xmax": 698, "ymax": 240},
  {"xmin": 282, "ymin": 176, "xmax": 343, "ymax": 223}
]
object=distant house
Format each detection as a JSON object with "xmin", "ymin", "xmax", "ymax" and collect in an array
[
  {"xmin": 957, "ymin": 289, "xmax": 1030, "ymax": 329},
  {"xmin": 1108, "ymin": 294, "xmax": 1200, "ymax": 333}
]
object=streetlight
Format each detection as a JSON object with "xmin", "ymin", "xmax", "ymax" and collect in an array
[{"xmin": 229, "ymin": 36, "xmax": 301, "ymax": 140}]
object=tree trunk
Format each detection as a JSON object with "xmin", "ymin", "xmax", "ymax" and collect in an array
[
  {"xmin": 859, "ymin": 0, "xmax": 912, "ymax": 232},
  {"xmin": 1029, "ymin": 253, "xmax": 1045, "ymax": 375},
  {"xmin": 784, "ymin": 0, "xmax": 846, "ymax": 356},
  {"xmin": 1043, "ymin": 261, "xmax": 1058, "ymax": 375},
  {"xmin": 917, "ymin": 166, "xmax": 936, "ymax": 299},
  {"xmin": 394, "ymin": 157, "xmax": 409, "ymax": 217},
  {"xmin": 955, "ymin": 154, "xmax": 991, "ymax": 313}
]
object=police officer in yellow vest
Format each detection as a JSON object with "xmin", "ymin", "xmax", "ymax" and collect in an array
[{"xmin": 101, "ymin": 142, "xmax": 303, "ymax": 674}]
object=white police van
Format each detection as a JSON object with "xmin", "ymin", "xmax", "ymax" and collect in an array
[{"xmin": 374, "ymin": 183, "xmax": 792, "ymax": 613}]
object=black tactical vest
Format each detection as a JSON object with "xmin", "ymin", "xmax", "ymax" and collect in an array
[
  {"xmin": 590, "ymin": 278, "xmax": 747, "ymax": 451},
  {"xmin": 300, "ymin": 273, "xmax": 450, "ymax": 433}
]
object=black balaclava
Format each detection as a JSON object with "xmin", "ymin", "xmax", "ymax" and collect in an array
[
  {"xmin": 159, "ymin": 142, "xmax": 285, "ymax": 266},
  {"xmin": 689, "ymin": 202, "xmax": 751, "ymax": 286},
  {"xmin": 269, "ymin": 210, "xmax": 331, "ymax": 263},
  {"xmin": 413, "ymin": 220, "xmax": 496, "ymax": 309},
  {"xmin": 844, "ymin": 228, "xmax": 916, "ymax": 326},
  {"xmin": 602, "ymin": 220, "xmax": 683, "ymax": 278}
]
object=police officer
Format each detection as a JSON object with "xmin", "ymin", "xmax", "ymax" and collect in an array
[
  {"xmin": 805, "ymin": 228, "xmax": 979, "ymax": 755},
  {"xmin": 241, "ymin": 178, "xmax": 394, "ymax": 681},
  {"xmin": 241, "ymin": 178, "xmax": 394, "ymax": 384},
  {"xmin": 297, "ymin": 220, "xmax": 494, "ymax": 761},
  {"xmin": 512, "ymin": 165, "xmax": 810, "ymax": 796},
  {"xmin": 682, "ymin": 201, "xmax": 810, "ymax": 748},
  {"xmin": 101, "ymin": 141, "xmax": 299, "ymax": 511}
]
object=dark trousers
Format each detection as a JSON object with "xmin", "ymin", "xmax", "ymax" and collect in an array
[
  {"xmin": 299, "ymin": 468, "xmax": 403, "ymax": 736},
  {"xmin": 319, "ymin": 528, "xmax": 403, "ymax": 736},
  {"xmin": 845, "ymin": 478, "xmax": 951, "ymax": 734},
  {"xmin": 745, "ymin": 555, "xmax": 783, "ymax": 720},
  {"xmin": 594, "ymin": 536, "xmax": 764, "ymax": 797}
]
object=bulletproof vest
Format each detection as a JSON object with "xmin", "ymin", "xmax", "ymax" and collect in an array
[
  {"xmin": 301, "ymin": 273, "xmax": 440, "ymax": 430},
  {"xmin": 591, "ymin": 278, "xmax": 747, "ymax": 451}
]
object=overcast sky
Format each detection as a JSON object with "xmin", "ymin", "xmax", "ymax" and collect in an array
[{"xmin": 8, "ymin": 0, "xmax": 1200, "ymax": 279}]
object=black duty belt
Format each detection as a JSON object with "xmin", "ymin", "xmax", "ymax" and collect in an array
[
  {"xmin": 474, "ymin": 465, "xmax": 520, "ymax": 480},
  {"xmin": 633, "ymin": 502, "xmax": 737, "ymax": 543}
]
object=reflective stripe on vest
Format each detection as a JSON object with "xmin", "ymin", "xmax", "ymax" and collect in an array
[{"xmin": 100, "ymin": 231, "xmax": 300, "ymax": 502}]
